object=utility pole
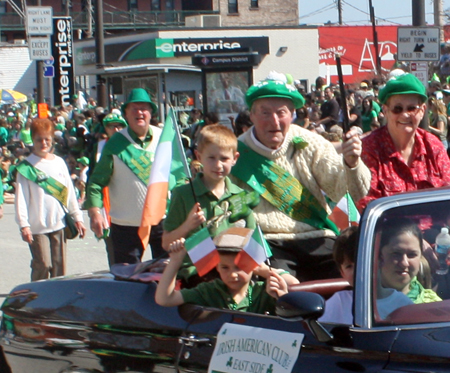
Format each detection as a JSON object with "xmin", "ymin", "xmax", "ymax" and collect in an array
[
  {"xmin": 412, "ymin": 0, "xmax": 426, "ymax": 26},
  {"xmin": 95, "ymin": 0, "xmax": 107, "ymax": 108},
  {"xmin": 434, "ymin": 0, "xmax": 444, "ymax": 42},
  {"xmin": 36, "ymin": 0, "xmax": 45, "ymax": 104},
  {"xmin": 337, "ymin": 0, "xmax": 343, "ymax": 25}
]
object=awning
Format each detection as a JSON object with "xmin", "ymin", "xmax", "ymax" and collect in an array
[{"xmin": 76, "ymin": 63, "xmax": 201, "ymax": 76}]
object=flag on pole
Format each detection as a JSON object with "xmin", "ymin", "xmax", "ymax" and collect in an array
[
  {"xmin": 235, "ymin": 226, "xmax": 272, "ymax": 274},
  {"xmin": 328, "ymin": 192, "xmax": 360, "ymax": 231},
  {"xmin": 138, "ymin": 108, "xmax": 189, "ymax": 249},
  {"xmin": 185, "ymin": 227, "xmax": 219, "ymax": 277}
]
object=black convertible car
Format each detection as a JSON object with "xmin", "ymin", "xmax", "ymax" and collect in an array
[{"xmin": 3, "ymin": 187, "xmax": 450, "ymax": 372}]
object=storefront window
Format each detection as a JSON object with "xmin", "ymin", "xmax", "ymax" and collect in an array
[
  {"xmin": 228, "ymin": 0, "xmax": 238, "ymax": 14},
  {"xmin": 123, "ymin": 76, "xmax": 159, "ymax": 114}
]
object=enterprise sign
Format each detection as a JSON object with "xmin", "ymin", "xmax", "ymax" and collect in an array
[{"xmin": 75, "ymin": 36, "xmax": 269, "ymax": 65}]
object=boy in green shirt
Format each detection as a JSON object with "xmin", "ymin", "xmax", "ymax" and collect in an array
[
  {"xmin": 155, "ymin": 227, "xmax": 298, "ymax": 314},
  {"xmin": 162, "ymin": 124, "xmax": 257, "ymax": 249}
]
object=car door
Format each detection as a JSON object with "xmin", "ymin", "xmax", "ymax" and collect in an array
[{"xmin": 175, "ymin": 304, "xmax": 396, "ymax": 373}]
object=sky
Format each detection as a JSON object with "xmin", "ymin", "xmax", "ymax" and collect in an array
[{"xmin": 299, "ymin": 0, "xmax": 450, "ymax": 26}]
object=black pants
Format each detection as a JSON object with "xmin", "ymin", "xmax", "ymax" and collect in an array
[
  {"xmin": 267, "ymin": 236, "xmax": 339, "ymax": 282},
  {"xmin": 110, "ymin": 220, "xmax": 165, "ymax": 264}
]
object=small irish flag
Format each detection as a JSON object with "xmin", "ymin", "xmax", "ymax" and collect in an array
[
  {"xmin": 185, "ymin": 227, "xmax": 219, "ymax": 277},
  {"xmin": 328, "ymin": 192, "xmax": 360, "ymax": 232},
  {"xmin": 235, "ymin": 226, "xmax": 272, "ymax": 274}
]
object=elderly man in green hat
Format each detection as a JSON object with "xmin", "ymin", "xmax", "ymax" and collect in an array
[
  {"xmin": 230, "ymin": 72, "xmax": 371, "ymax": 282},
  {"xmin": 85, "ymin": 88, "xmax": 164, "ymax": 265},
  {"xmin": 358, "ymin": 73, "xmax": 450, "ymax": 211}
]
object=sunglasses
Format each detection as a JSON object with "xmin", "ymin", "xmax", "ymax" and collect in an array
[
  {"xmin": 106, "ymin": 124, "xmax": 125, "ymax": 129},
  {"xmin": 389, "ymin": 105, "xmax": 421, "ymax": 115}
]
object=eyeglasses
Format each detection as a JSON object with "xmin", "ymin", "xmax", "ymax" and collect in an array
[
  {"xmin": 106, "ymin": 124, "xmax": 125, "ymax": 129},
  {"xmin": 389, "ymin": 105, "xmax": 421, "ymax": 115}
]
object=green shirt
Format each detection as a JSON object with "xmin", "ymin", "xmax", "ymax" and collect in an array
[
  {"xmin": 84, "ymin": 126, "xmax": 154, "ymax": 209},
  {"xmin": 164, "ymin": 173, "xmax": 256, "ymax": 238},
  {"xmin": 0, "ymin": 127, "xmax": 8, "ymax": 146},
  {"xmin": 180, "ymin": 279, "xmax": 276, "ymax": 315}
]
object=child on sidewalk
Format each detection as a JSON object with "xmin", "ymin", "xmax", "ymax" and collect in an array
[{"xmin": 155, "ymin": 227, "xmax": 298, "ymax": 314}]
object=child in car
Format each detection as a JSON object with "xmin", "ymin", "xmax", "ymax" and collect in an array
[{"xmin": 155, "ymin": 227, "xmax": 299, "ymax": 315}]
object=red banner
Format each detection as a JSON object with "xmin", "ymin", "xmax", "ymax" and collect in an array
[{"xmin": 319, "ymin": 25, "xmax": 398, "ymax": 84}]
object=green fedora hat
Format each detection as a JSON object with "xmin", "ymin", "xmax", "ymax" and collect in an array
[
  {"xmin": 121, "ymin": 88, "xmax": 158, "ymax": 115},
  {"xmin": 378, "ymin": 73, "xmax": 427, "ymax": 104}
]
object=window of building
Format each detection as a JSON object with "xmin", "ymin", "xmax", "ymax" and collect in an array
[
  {"xmin": 228, "ymin": 0, "xmax": 238, "ymax": 14},
  {"xmin": 151, "ymin": 0, "xmax": 161, "ymax": 11},
  {"xmin": 165, "ymin": 0, "xmax": 174, "ymax": 10},
  {"xmin": 129, "ymin": 0, "xmax": 138, "ymax": 10},
  {"xmin": 250, "ymin": 0, "xmax": 258, "ymax": 8},
  {"xmin": 0, "ymin": 1, "xmax": 6, "ymax": 13}
]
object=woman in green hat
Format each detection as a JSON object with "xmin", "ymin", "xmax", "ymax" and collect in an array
[{"xmin": 358, "ymin": 73, "xmax": 450, "ymax": 211}]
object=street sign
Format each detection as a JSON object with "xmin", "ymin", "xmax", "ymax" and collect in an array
[
  {"xmin": 43, "ymin": 65, "xmax": 55, "ymax": 78},
  {"xmin": 28, "ymin": 36, "xmax": 51, "ymax": 60},
  {"xmin": 26, "ymin": 6, "xmax": 53, "ymax": 35},
  {"xmin": 397, "ymin": 27, "xmax": 440, "ymax": 61},
  {"xmin": 410, "ymin": 62, "xmax": 428, "ymax": 87}
]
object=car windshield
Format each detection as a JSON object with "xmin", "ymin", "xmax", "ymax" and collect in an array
[{"xmin": 372, "ymin": 199, "xmax": 450, "ymax": 325}]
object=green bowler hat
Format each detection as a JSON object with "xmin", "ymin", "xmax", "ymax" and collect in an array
[
  {"xmin": 121, "ymin": 88, "xmax": 158, "ymax": 115},
  {"xmin": 246, "ymin": 77, "xmax": 305, "ymax": 109},
  {"xmin": 378, "ymin": 73, "xmax": 427, "ymax": 104}
]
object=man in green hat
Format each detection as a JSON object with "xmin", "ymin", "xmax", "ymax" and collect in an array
[
  {"xmin": 85, "ymin": 88, "xmax": 164, "ymax": 265},
  {"xmin": 230, "ymin": 72, "xmax": 371, "ymax": 282}
]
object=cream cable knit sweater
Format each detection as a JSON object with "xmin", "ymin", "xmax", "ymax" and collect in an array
[{"xmin": 232, "ymin": 125, "xmax": 371, "ymax": 240}]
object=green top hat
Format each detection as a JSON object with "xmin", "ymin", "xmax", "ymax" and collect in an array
[
  {"xmin": 103, "ymin": 113, "xmax": 128, "ymax": 127},
  {"xmin": 246, "ymin": 73, "xmax": 305, "ymax": 110},
  {"xmin": 378, "ymin": 73, "xmax": 427, "ymax": 104},
  {"xmin": 121, "ymin": 88, "xmax": 157, "ymax": 115}
]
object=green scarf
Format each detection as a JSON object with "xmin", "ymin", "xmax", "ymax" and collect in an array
[
  {"xmin": 231, "ymin": 141, "xmax": 339, "ymax": 234},
  {"xmin": 16, "ymin": 160, "xmax": 68, "ymax": 207},
  {"xmin": 111, "ymin": 133, "xmax": 155, "ymax": 185},
  {"xmin": 407, "ymin": 277, "xmax": 442, "ymax": 304}
]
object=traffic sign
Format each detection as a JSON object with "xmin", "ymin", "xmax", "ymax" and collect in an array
[
  {"xmin": 26, "ymin": 6, "xmax": 53, "ymax": 35},
  {"xmin": 28, "ymin": 36, "xmax": 51, "ymax": 60},
  {"xmin": 397, "ymin": 27, "xmax": 440, "ymax": 61},
  {"xmin": 410, "ymin": 62, "xmax": 428, "ymax": 87},
  {"xmin": 43, "ymin": 65, "xmax": 55, "ymax": 78}
]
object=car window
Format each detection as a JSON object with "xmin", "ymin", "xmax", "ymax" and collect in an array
[{"xmin": 372, "ymin": 200, "xmax": 450, "ymax": 325}]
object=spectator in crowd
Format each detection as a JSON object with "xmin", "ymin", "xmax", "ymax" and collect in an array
[
  {"xmin": 15, "ymin": 118, "xmax": 86, "ymax": 281},
  {"xmin": 88, "ymin": 112, "xmax": 128, "ymax": 267},
  {"xmin": 358, "ymin": 73, "xmax": 450, "ymax": 211},
  {"xmin": 428, "ymin": 96, "xmax": 448, "ymax": 149},
  {"xmin": 316, "ymin": 86, "xmax": 340, "ymax": 131},
  {"xmin": 85, "ymin": 88, "xmax": 164, "ymax": 264},
  {"xmin": 230, "ymin": 72, "xmax": 370, "ymax": 281},
  {"xmin": 361, "ymin": 96, "xmax": 379, "ymax": 133}
]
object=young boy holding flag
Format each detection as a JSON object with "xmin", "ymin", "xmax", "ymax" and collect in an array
[
  {"xmin": 162, "ymin": 125, "xmax": 259, "ymax": 282},
  {"xmin": 155, "ymin": 227, "xmax": 298, "ymax": 314}
]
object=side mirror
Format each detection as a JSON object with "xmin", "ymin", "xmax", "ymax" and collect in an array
[
  {"xmin": 276, "ymin": 292, "xmax": 333, "ymax": 343},
  {"xmin": 276, "ymin": 292, "xmax": 325, "ymax": 320}
]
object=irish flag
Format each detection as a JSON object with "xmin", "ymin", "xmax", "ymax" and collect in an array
[
  {"xmin": 328, "ymin": 192, "xmax": 360, "ymax": 232},
  {"xmin": 138, "ymin": 108, "xmax": 188, "ymax": 249},
  {"xmin": 185, "ymin": 227, "xmax": 219, "ymax": 277},
  {"xmin": 235, "ymin": 226, "xmax": 272, "ymax": 274}
]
